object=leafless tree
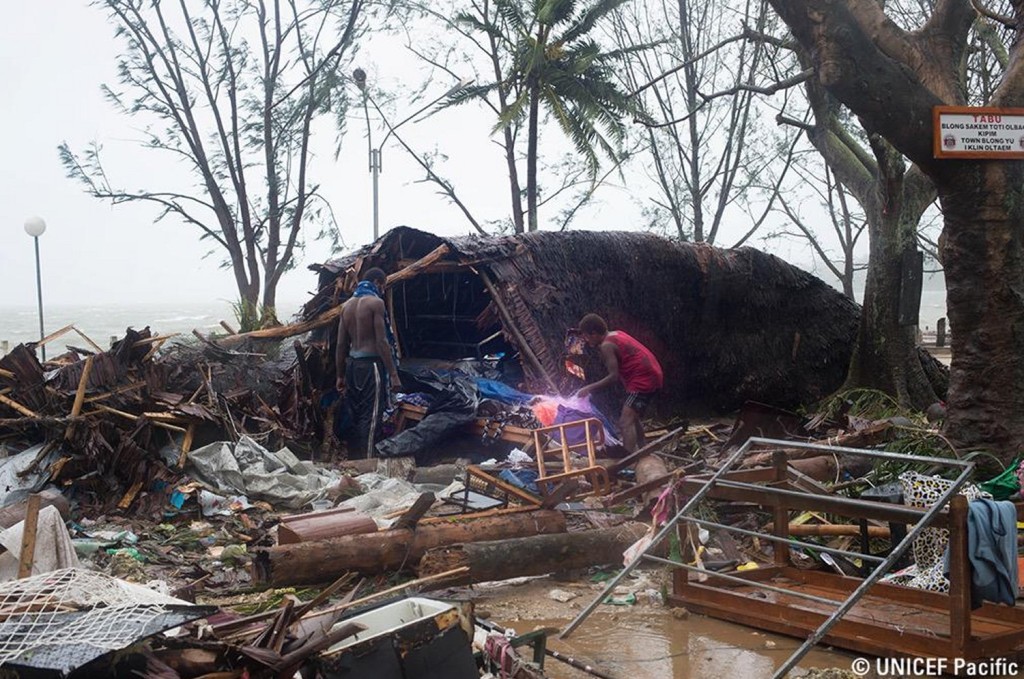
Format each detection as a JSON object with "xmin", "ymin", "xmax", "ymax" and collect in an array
[
  {"xmin": 60, "ymin": 0, "xmax": 383, "ymax": 329},
  {"xmin": 611, "ymin": 0, "xmax": 791, "ymax": 245}
]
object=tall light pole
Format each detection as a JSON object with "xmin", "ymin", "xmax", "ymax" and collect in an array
[
  {"xmin": 23, "ymin": 216, "xmax": 47, "ymax": 362},
  {"xmin": 352, "ymin": 69, "xmax": 472, "ymax": 240}
]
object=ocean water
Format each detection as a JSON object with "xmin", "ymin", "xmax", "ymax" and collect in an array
[
  {"xmin": 919, "ymin": 288, "xmax": 948, "ymax": 332},
  {"xmin": 0, "ymin": 300, "xmax": 307, "ymax": 356}
]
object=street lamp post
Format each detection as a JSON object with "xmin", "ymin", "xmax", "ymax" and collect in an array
[
  {"xmin": 352, "ymin": 70, "xmax": 472, "ymax": 240},
  {"xmin": 23, "ymin": 216, "xmax": 47, "ymax": 362}
]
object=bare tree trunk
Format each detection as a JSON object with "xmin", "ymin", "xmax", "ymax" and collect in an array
[
  {"xmin": 841, "ymin": 139, "xmax": 938, "ymax": 409},
  {"xmin": 484, "ymin": 0, "xmax": 525, "ymax": 234},
  {"xmin": 527, "ymin": 78, "xmax": 540, "ymax": 232}
]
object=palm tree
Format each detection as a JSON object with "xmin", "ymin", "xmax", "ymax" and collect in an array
[{"xmin": 458, "ymin": 0, "xmax": 647, "ymax": 231}]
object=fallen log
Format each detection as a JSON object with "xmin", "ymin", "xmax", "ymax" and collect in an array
[
  {"xmin": 277, "ymin": 507, "xmax": 377, "ymax": 545},
  {"xmin": 253, "ymin": 509, "xmax": 567, "ymax": 586},
  {"xmin": 607, "ymin": 426, "xmax": 686, "ymax": 475},
  {"xmin": 416, "ymin": 522, "xmax": 649, "ymax": 585}
]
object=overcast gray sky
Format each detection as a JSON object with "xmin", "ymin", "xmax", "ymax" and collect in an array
[
  {"xmin": 0, "ymin": 2, "xmax": 556, "ymax": 312},
  {"xmin": 1, "ymin": 1, "xmax": 873, "ymax": 324}
]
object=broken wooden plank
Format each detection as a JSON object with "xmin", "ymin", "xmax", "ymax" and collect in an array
[
  {"xmin": 177, "ymin": 423, "xmax": 197, "ymax": 469},
  {"xmin": 318, "ymin": 567, "xmax": 470, "ymax": 616},
  {"xmin": 83, "ymin": 381, "xmax": 146, "ymax": 403},
  {"xmin": 385, "ymin": 244, "xmax": 451, "ymax": 286},
  {"xmin": 277, "ymin": 510, "xmax": 377, "ymax": 545},
  {"xmin": 117, "ymin": 481, "xmax": 145, "ymax": 510},
  {"xmin": 217, "ymin": 306, "xmax": 343, "ymax": 347},
  {"xmin": 70, "ymin": 327, "xmax": 104, "ymax": 354},
  {"xmin": 17, "ymin": 495, "xmax": 41, "ymax": 579},
  {"xmin": 476, "ymin": 268, "xmax": 559, "ymax": 393},
  {"xmin": 34, "ymin": 324, "xmax": 76, "ymax": 351},
  {"xmin": 0, "ymin": 393, "xmax": 37, "ymax": 418},
  {"xmin": 64, "ymin": 355, "xmax": 95, "ymax": 440},
  {"xmin": 131, "ymin": 334, "xmax": 180, "ymax": 347},
  {"xmin": 391, "ymin": 492, "xmax": 436, "ymax": 531}
]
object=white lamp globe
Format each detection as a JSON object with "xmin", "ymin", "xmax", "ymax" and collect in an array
[{"xmin": 24, "ymin": 216, "xmax": 47, "ymax": 237}]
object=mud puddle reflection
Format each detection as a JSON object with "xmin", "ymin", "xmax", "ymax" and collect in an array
[{"xmin": 500, "ymin": 611, "xmax": 856, "ymax": 678}]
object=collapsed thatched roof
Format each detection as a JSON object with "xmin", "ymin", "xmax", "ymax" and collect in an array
[{"xmin": 304, "ymin": 227, "xmax": 860, "ymax": 412}]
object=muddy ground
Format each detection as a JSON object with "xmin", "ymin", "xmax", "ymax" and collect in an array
[{"xmin": 460, "ymin": 569, "xmax": 859, "ymax": 679}]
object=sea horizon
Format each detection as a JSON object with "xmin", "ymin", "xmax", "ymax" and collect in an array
[{"xmin": 0, "ymin": 298, "xmax": 310, "ymax": 356}]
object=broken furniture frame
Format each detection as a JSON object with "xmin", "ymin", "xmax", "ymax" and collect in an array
[
  {"xmin": 562, "ymin": 437, "xmax": 997, "ymax": 678},
  {"xmin": 463, "ymin": 464, "xmax": 542, "ymax": 507},
  {"xmin": 532, "ymin": 419, "xmax": 610, "ymax": 498}
]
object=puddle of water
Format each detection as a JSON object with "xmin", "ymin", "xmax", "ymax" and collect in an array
[{"xmin": 505, "ymin": 611, "xmax": 856, "ymax": 679}]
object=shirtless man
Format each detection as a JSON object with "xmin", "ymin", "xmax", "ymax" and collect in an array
[
  {"xmin": 575, "ymin": 313, "xmax": 663, "ymax": 453},
  {"xmin": 336, "ymin": 268, "xmax": 401, "ymax": 456}
]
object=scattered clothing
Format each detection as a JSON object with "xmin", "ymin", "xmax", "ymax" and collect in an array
[
  {"xmin": 944, "ymin": 498, "xmax": 1019, "ymax": 608},
  {"xmin": 474, "ymin": 378, "xmax": 534, "ymax": 406}
]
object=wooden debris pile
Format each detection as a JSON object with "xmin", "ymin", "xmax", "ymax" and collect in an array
[{"xmin": 0, "ymin": 324, "xmax": 338, "ymax": 510}]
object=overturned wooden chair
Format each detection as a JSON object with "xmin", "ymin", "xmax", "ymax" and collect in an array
[{"xmin": 532, "ymin": 418, "xmax": 611, "ymax": 499}]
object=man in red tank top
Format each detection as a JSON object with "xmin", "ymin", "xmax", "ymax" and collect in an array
[{"xmin": 575, "ymin": 313, "xmax": 664, "ymax": 452}]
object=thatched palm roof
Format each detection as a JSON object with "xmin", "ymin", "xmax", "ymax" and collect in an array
[{"xmin": 305, "ymin": 227, "xmax": 860, "ymax": 412}]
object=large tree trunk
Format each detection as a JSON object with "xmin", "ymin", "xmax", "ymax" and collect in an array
[
  {"xmin": 800, "ymin": 69, "xmax": 939, "ymax": 409},
  {"xmin": 252, "ymin": 509, "xmax": 567, "ymax": 586},
  {"xmin": 842, "ymin": 144, "xmax": 938, "ymax": 409},
  {"xmin": 763, "ymin": 0, "xmax": 1024, "ymax": 456},
  {"xmin": 417, "ymin": 523, "xmax": 649, "ymax": 585},
  {"xmin": 937, "ymin": 162, "xmax": 1024, "ymax": 460}
]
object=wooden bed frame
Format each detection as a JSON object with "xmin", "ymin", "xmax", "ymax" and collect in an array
[{"xmin": 669, "ymin": 467, "xmax": 1024, "ymax": 662}]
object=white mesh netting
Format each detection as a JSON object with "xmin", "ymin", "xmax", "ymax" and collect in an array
[{"xmin": 0, "ymin": 568, "xmax": 199, "ymax": 668}]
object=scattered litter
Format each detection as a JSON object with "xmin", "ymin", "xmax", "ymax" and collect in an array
[{"xmin": 548, "ymin": 589, "xmax": 579, "ymax": 603}]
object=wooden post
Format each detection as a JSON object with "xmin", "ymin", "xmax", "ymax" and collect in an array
[
  {"xmin": 948, "ymin": 494, "xmax": 970, "ymax": 656},
  {"xmin": 177, "ymin": 423, "xmax": 197, "ymax": 468},
  {"xmin": 476, "ymin": 268, "xmax": 558, "ymax": 393},
  {"xmin": 17, "ymin": 495, "xmax": 42, "ymax": 579},
  {"xmin": 772, "ymin": 450, "xmax": 790, "ymax": 566},
  {"xmin": 937, "ymin": 318, "xmax": 947, "ymax": 347},
  {"xmin": 65, "ymin": 355, "xmax": 94, "ymax": 440}
]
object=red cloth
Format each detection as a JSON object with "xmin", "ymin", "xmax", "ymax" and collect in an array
[{"xmin": 607, "ymin": 331, "xmax": 663, "ymax": 393}]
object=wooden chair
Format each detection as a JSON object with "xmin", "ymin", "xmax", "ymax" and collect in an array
[{"xmin": 532, "ymin": 419, "xmax": 611, "ymax": 498}]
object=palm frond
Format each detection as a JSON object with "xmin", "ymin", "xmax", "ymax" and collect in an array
[{"xmin": 558, "ymin": 0, "xmax": 629, "ymax": 45}]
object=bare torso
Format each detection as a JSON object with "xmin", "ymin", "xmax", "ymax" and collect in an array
[
  {"xmin": 335, "ymin": 292, "xmax": 400, "ymax": 391},
  {"xmin": 342, "ymin": 296, "xmax": 384, "ymax": 356}
]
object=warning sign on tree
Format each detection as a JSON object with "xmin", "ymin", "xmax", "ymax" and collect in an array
[{"xmin": 934, "ymin": 106, "xmax": 1024, "ymax": 159}]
